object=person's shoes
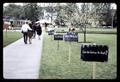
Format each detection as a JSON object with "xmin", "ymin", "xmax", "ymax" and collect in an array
[
  {"xmin": 38, "ymin": 37, "xmax": 41, "ymax": 40},
  {"xmin": 25, "ymin": 42, "xmax": 27, "ymax": 44},
  {"xmin": 29, "ymin": 42, "xmax": 32, "ymax": 44},
  {"xmin": 32, "ymin": 37, "xmax": 35, "ymax": 39}
]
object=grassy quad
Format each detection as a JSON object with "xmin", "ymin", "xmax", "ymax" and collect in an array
[
  {"xmin": 39, "ymin": 28, "xmax": 117, "ymax": 79},
  {"xmin": 3, "ymin": 31, "xmax": 22, "ymax": 47}
]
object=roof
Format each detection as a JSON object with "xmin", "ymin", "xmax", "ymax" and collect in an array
[{"xmin": 36, "ymin": 19, "xmax": 51, "ymax": 24}]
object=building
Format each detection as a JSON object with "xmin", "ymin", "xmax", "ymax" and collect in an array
[
  {"xmin": 3, "ymin": 16, "xmax": 30, "ymax": 30},
  {"xmin": 37, "ymin": 9, "xmax": 57, "ymax": 26}
]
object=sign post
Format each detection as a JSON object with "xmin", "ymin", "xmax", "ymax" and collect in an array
[
  {"xmin": 92, "ymin": 62, "xmax": 96, "ymax": 79},
  {"xmin": 92, "ymin": 43, "xmax": 96, "ymax": 79},
  {"xmin": 4, "ymin": 23, "xmax": 9, "ymax": 38},
  {"xmin": 64, "ymin": 32, "xmax": 78, "ymax": 63},
  {"xmin": 57, "ymin": 40, "xmax": 59, "ymax": 50},
  {"xmin": 6, "ymin": 28, "xmax": 7, "ymax": 38},
  {"xmin": 51, "ymin": 35, "xmax": 53, "ymax": 41},
  {"xmin": 69, "ymin": 41, "xmax": 71, "ymax": 63},
  {"xmin": 54, "ymin": 34, "xmax": 63, "ymax": 50}
]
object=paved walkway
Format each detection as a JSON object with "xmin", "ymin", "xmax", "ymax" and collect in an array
[{"xmin": 3, "ymin": 32, "xmax": 44, "ymax": 79}]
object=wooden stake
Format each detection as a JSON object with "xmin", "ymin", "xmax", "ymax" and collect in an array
[
  {"xmin": 92, "ymin": 62, "xmax": 96, "ymax": 79},
  {"xmin": 6, "ymin": 28, "xmax": 7, "ymax": 38},
  {"xmin": 51, "ymin": 35, "xmax": 52, "ymax": 40},
  {"xmin": 57, "ymin": 40, "xmax": 59, "ymax": 50},
  {"xmin": 69, "ymin": 41, "xmax": 71, "ymax": 63}
]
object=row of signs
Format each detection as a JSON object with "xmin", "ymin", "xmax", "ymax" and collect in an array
[
  {"xmin": 48, "ymin": 30, "xmax": 78, "ymax": 42},
  {"xmin": 48, "ymin": 30, "xmax": 109, "ymax": 62},
  {"xmin": 51, "ymin": 32, "xmax": 78, "ymax": 42}
]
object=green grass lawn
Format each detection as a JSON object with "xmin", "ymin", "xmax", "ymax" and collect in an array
[
  {"xmin": 3, "ymin": 31, "xmax": 22, "ymax": 47},
  {"xmin": 39, "ymin": 32, "xmax": 117, "ymax": 79}
]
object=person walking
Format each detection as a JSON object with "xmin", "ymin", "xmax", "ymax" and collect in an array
[
  {"xmin": 44, "ymin": 22, "xmax": 48, "ymax": 31},
  {"xmin": 32, "ymin": 22, "xmax": 37, "ymax": 39},
  {"xmin": 68, "ymin": 23, "xmax": 75, "ymax": 32},
  {"xmin": 28, "ymin": 22, "xmax": 33, "ymax": 44},
  {"xmin": 21, "ymin": 21, "xmax": 32, "ymax": 44},
  {"xmin": 36, "ymin": 23, "xmax": 42, "ymax": 40}
]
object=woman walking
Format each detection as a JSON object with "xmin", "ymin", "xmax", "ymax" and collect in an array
[
  {"xmin": 32, "ymin": 22, "xmax": 37, "ymax": 38},
  {"xmin": 28, "ymin": 22, "xmax": 33, "ymax": 44},
  {"xmin": 36, "ymin": 23, "xmax": 42, "ymax": 40}
]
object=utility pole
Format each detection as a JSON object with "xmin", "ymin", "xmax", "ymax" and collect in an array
[{"xmin": 111, "ymin": 7, "xmax": 114, "ymax": 28}]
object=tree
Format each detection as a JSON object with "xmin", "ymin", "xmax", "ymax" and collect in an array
[
  {"xmin": 54, "ymin": 3, "xmax": 79, "ymax": 26},
  {"xmin": 81, "ymin": 3, "xmax": 90, "ymax": 13},
  {"xmin": 46, "ymin": 3, "xmax": 56, "ymax": 22},
  {"xmin": 3, "ymin": 4, "xmax": 23, "ymax": 19},
  {"xmin": 92, "ymin": 3, "xmax": 112, "ymax": 27},
  {"xmin": 37, "ymin": 6, "xmax": 44, "ymax": 19},
  {"xmin": 23, "ymin": 3, "xmax": 39, "ymax": 21},
  {"xmin": 54, "ymin": 3, "xmax": 61, "ymax": 25}
]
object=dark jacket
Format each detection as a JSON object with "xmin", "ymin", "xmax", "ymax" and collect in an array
[
  {"xmin": 32, "ymin": 23, "xmax": 37, "ymax": 31},
  {"xmin": 36, "ymin": 24, "xmax": 42, "ymax": 35}
]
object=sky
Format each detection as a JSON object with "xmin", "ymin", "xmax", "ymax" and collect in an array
[{"xmin": 3, "ymin": 3, "xmax": 117, "ymax": 9}]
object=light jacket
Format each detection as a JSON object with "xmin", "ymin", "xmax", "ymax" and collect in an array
[{"xmin": 21, "ymin": 24, "xmax": 32, "ymax": 32}]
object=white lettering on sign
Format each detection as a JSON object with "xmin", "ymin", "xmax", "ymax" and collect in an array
[{"xmin": 82, "ymin": 51, "xmax": 107, "ymax": 55}]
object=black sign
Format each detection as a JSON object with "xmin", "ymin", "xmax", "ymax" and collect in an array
[
  {"xmin": 64, "ymin": 32, "xmax": 78, "ymax": 42},
  {"xmin": 54, "ymin": 34, "xmax": 63, "ymax": 40},
  {"xmin": 48, "ymin": 30, "xmax": 54, "ymax": 35},
  {"xmin": 81, "ymin": 44, "xmax": 108, "ymax": 62}
]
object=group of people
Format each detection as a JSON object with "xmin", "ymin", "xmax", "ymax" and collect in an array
[
  {"xmin": 68, "ymin": 23, "xmax": 75, "ymax": 32},
  {"xmin": 21, "ymin": 21, "xmax": 42, "ymax": 44}
]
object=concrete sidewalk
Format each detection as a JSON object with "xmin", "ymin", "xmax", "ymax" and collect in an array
[{"xmin": 3, "ymin": 33, "xmax": 44, "ymax": 79}]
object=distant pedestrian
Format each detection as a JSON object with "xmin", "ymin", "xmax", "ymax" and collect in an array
[
  {"xmin": 68, "ymin": 23, "xmax": 75, "ymax": 32},
  {"xmin": 21, "ymin": 21, "xmax": 32, "ymax": 44},
  {"xmin": 44, "ymin": 22, "xmax": 48, "ymax": 31},
  {"xmin": 36, "ymin": 23, "xmax": 42, "ymax": 40},
  {"xmin": 10, "ymin": 21, "xmax": 14, "ymax": 30}
]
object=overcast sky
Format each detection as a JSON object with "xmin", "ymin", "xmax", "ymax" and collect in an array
[{"xmin": 3, "ymin": 3, "xmax": 117, "ymax": 9}]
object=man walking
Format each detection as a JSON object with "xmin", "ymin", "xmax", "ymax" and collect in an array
[{"xmin": 21, "ymin": 21, "xmax": 32, "ymax": 44}]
